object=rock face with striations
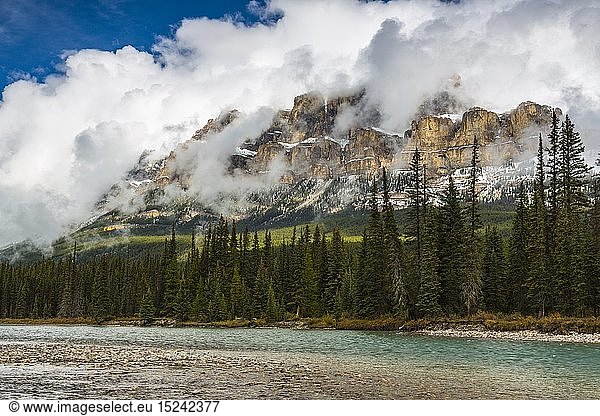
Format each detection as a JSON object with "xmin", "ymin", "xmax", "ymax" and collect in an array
[
  {"xmin": 134, "ymin": 91, "xmax": 556, "ymax": 192},
  {"xmin": 402, "ymin": 101, "xmax": 554, "ymax": 173},
  {"xmin": 242, "ymin": 90, "xmax": 397, "ymax": 179}
]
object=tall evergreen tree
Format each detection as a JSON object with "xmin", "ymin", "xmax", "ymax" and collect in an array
[
  {"xmin": 229, "ymin": 266, "xmax": 247, "ymax": 318},
  {"xmin": 559, "ymin": 115, "xmax": 588, "ymax": 211},
  {"xmin": 381, "ymin": 168, "xmax": 403, "ymax": 316},
  {"xmin": 481, "ymin": 226, "xmax": 506, "ymax": 313},
  {"xmin": 138, "ymin": 286, "xmax": 156, "ymax": 324},
  {"xmin": 91, "ymin": 260, "xmax": 110, "ymax": 321},
  {"xmin": 468, "ymin": 135, "xmax": 481, "ymax": 237},
  {"xmin": 324, "ymin": 227, "xmax": 344, "ymax": 315},
  {"xmin": 408, "ymin": 149, "xmax": 423, "ymax": 261},
  {"xmin": 508, "ymin": 182, "xmax": 529, "ymax": 313},
  {"xmin": 583, "ymin": 175, "xmax": 600, "ymax": 315},
  {"xmin": 547, "ymin": 110, "xmax": 561, "ymax": 218},
  {"xmin": 415, "ymin": 204, "xmax": 442, "ymax": 318},
  {"xmin": 554, "ymin": 116, "xmax": 588, "ymax": 315},
  {"xmin": 356, "ymin": 176, "xmax": 389, "ymax": 317},
  {"xmin": 437, "ymin": 176, "xmax": 469, "ymax": 315},
  {"xmin": 528, "ymin": 135, "xmax": 550, "ymax": 317}
]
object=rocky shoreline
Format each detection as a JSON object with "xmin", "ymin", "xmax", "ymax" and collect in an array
[{"xmin": 414, "ymin": 326, "xmax": 600, "ymax": 344}]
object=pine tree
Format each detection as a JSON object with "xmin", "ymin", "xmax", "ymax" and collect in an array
[
  {"xmin": 381, "ymin": 168, "xmax": 403, "ymax": 315},
  {"xmin": 547, "ymin": 110, "xmax": 561, "ymax": 218},
  {"xmin": 559, "ymin": 115, "xmax": 588, "ymax": 211},
  {"xmin": 91, "ymin": 261, "xmax": 110, "ymax": 321},
  {"xmin": 265, "ymin": 278, "xmax": 281, "ymax": 322},
  {"xmin": 528, "ymin": 135, "xmax": 550, "ymax": 317},
  {"xmin": 508, "ymin": 182, "xmax": 529, "ymax": 314},
  {"xmin": 138, "ymin": 287, "xmax": 156, "ymax": 325},
  {"xmin": 555, "ymin": 209, "xmax": 585, "ymax": 315},
  {"xmin": 58, "ymin": 244, "xmax": 77, "ymax": 318},
  {"xmin": 415, "ymin": 205, "xmax": 442, "ymax": 318},
  {"xmin": 208, "ymin": 266, "xmax": 228, "ymax": 321},
  {"xmin": 406, "ymin": 150, "xmax": 426, "ymax": 318},
  {"xmin": 324, "ymin": 227, "xmax": 344, "ymax": 315},
  {"xmin": 461, "ymin": 256, "xmax": 482, "ymax": 317},
  {"xmin": 311, "ymin": 225, "xmax": 326, "ymax": 314},
  {"xmin": 230, "ymin": 266, "xmax": 247, "ymax": 318},
  {"xmin": 358, "ymin": 178, "xmax": 389, "ymax": 317},
  {"xmin": 481, "ymin": 226, "xmax": 506, "ymax": 312},
  {"xmin": 173, "ymin": 274, "xmax": 189, "ymax": 322},
  {"xmin": 300, "ymin": 239, "xmax": 319, "ymax": 317},
  {"xmin": 554, "ymin": 116, "xmax": 588, "ymax": 315},
  {"xmin": 583, "ymin": 176, "xmax": 600, "ymax": 315},
  {"xmin": 162, "ymin": 258, "xmax": 179, "ymax": 317},
  {"xmin": 468, "ymin": 135, "xmax": 481, "ymax": 237},
  {"xmin": 437, "ymin": 176, "xmax": 468, "ymax": 315},
  {"xmin": 408, "ymin": 149, "xmax": 423, "ymax": 261},
  {"xmin": 335, "ymin": 249, "xmax": 356, "ymax": 317},
  {"xmin": 459, "ymin": 135, "xmax": 484, "ymax": 316}
]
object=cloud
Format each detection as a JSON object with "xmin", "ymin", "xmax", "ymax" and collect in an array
[{"xmin": 0, "ymin": 0, "xmax": 599, "ymax": 245}]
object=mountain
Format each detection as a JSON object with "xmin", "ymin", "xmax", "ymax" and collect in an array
[{"xmin": 78, "ymin": 90, "xmax": 555, "ymax": 238}]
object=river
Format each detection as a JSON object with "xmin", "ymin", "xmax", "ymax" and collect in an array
[{"xmin": 0, "ymin": 325, "xmax": 598, "ymax": 399}]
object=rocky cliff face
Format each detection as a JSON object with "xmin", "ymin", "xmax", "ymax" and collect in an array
[
  {"xmin": 136, "ymin": 91, "xmax": 554, "ymax": 189},
  {"xmin": 113, "ymin": 90, "xmax": 556, "ymax": 226},
  {"xmin": 239, "ymin": 90, "xmax": 395, "ymax": 179},
  {"xmin": 401, "ymin": 101, "xmax": 554, "ymax": 174}
]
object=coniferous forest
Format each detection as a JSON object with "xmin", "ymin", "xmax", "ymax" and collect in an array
[{"xmin": 1, "ymin": 112, "xmax": 599, "ymax": 322}]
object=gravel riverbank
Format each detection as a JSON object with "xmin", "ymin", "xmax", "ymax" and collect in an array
[{"xmin": 415, "ymin": 327, "xmax": 600, "ymax": 343}]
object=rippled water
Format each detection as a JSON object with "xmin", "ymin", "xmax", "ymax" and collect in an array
[{"xmin": 1, "ymin": 325, "xmax": 598, "ymax": 399}]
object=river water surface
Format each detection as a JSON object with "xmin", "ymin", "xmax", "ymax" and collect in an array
[{"xmin": 0, "ymin": 325, "xmax": 598, "ymax": 399}]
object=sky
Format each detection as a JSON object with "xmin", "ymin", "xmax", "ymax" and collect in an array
[
  {"xmin": 0, "ymin": 0, "xmax": 259, "ymax": 89},
  {"xmin": 0, "ymin": 0, "xmax": 599, "ymax": 247}
]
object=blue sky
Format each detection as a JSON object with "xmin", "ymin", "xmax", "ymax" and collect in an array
[{"xmin": 0, "ymin": 0, "xmax": 260, "ymax": 90}]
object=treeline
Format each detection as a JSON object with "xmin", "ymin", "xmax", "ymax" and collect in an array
[
  {"xmin": 0, "ymin": 112, "xmax": 598, "ymax": 321},
  {"xmin": 0, "ymin": 221, "xmax": 355, "ymax": 322}
]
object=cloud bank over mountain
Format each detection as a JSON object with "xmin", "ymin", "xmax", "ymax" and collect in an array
[{"xmin": 0, "ymin": 0, "xmax": 599, "ymax": 245}]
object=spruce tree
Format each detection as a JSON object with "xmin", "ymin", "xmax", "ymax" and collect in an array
[
  {"xmin": 335, "ymin": 249, "xmax": 356, "ymax": 317},
  {"xmin": 408, "ymin": 149, "xmax": 423, "ymax": 261},
  {"xmin": 468, "ymin": 135, "xmax": 481, "ymax": 237},
  {"xmin": 437, "ymin": 176, "xmax": 468, "ymax": 315},
  {"xmin": 324, "ymin": 227, "xmax": 344, "ymax": 315},
  {"xmin": 508, "ymin": 182, "xmax": 529, "ymax": 314},
  {"xmin": 583, "ymin": 176, "xmax": 600, "ymax": 315},
  {"xmin": 301, "ymin": 246, "xmax": 319, "ymax": 317},
  {"xmin": 355, "ymin": 228, "xmax": 372, "ymax": 317},
  {"xmin": 91, "ymin": 263, "xmax": 110, "ymax": 321},
  {"xmin": 138, "ymin": 287, "xmax": 156, "ymax": 325},
  {"xmin": 554, "ymin": 116, "xmax": 588, "ymax": 315},
  {"xmin": 559, "ymin": 115, "xmax": 588, "ymax": 211},
  {"xmin": 381, "ymin": 168, "xmax": 403, "ymax": 315},
  {"xmin": 555, "ymin": 209, "xmax": 585, "ymax": 315},
  {"xmin": 358, "ymin": 177, "xmax": 389, "ymax": 317},
  {"xmin": 58, "ymin": 244, "xmax": 77, "ymax": 318},
  {"xmin": 265, "ymin": 278, "xmax": 281, "ymax": 322},
  {"xmin": 415, "ymin": 205, "xmax": 442, "ymax": 318},
  {"xmin": 528, "ymin": 135, "xmax": 550, "ymax": 317},
  {"xmin": 547, "ymin": 110, "xmax": 561, "ymax": 218},
  {"xmin": 481, "ymin": 226, "xmax": 506, "ymax": 313},
  {"xmin": 230, "ymin": 266, "xmax": 247, "ymax": 318}
]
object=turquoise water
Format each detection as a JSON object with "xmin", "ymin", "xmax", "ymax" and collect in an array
[{"xmin": 0, "ymin": 325, "xmax": 598, "ymax": 399}]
